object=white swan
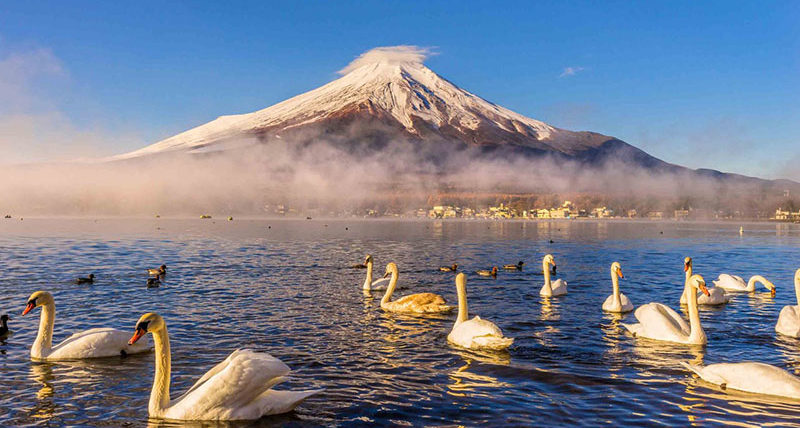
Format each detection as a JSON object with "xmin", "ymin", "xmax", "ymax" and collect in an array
[
  {"xmin": 447, "ymin": 273, "xmax": 514, "ymax": 351},
  {"xmin": 680, "ymin": 257, "xmax": 729, "ymax": 306},
  {"xmin": 622, "ymin": 274, "xmax": 709, "ymax": 345},
  {"xmin": 539, "ymin": 254, "xmax": 567, "ymax": 297},
  {"xmin": 362, "ymin": 254, "xmax": 390, "ymax": 292},
  {"xmin": 21, "ymin": 290, "xmax": 150, "ymax": 360},
  {"xmin": 775, "ymin": 268, "xmax": 800, "ymax": 337},
  {"xmin": 381, "ymin": 263, "xmax": 454, "ymax": 314},
  {"xmin": 682, "ymin": 361, "xmax": 800, "ymax": 399},
  {"xmin": 713, "ymin": 273, "xmax": 776, "ymax": 295},
  {"xmin": 602, "ymin": 262, "xmax": 633, "ymax": 313},
  {"xmin": 128, "ymin": 313, "xmax": 320, "ymax": 420}
]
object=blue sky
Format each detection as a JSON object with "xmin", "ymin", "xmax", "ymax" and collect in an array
[{"xmin": 1, "ymin": 1, "xmax": 798, "ymax": 179}]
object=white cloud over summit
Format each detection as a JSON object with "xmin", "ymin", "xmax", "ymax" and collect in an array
[{"xmin": 338, "ymin": 45, "xmax": 434, "ymax": 75}]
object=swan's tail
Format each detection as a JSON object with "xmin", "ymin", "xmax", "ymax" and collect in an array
[
  {"xmin": 620, "ymin": 323, "xmax": 640, "ymax": 336},
  {"xmin": 680, "ymin": 361, "xmax": 703, "ymax": 376},
  {"xmin": 473, "ymin": 335, "xmax": 514, "ymax": 351},
  {"xmin": 253, "ymin": 388, "xmax": 323, "ymax": 416}
]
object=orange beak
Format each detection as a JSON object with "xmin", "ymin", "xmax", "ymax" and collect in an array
[
  {"xmin": 618, "ymin": 270, "xmax": 624, "ymax": 279},
  {"xmin": 699, "ymin": 283, "xmax": 710, "ymax": 296},
  {"xmin": 683, "ymin": 264, "xmax": 689, "ymax": 272},
  {"xmin": 21, "ymin": 302, "xmax": 35, "ymax": 316},
  {"xmin": 129, "ymin": 328, "xmax": 146, "ymax": 345}
]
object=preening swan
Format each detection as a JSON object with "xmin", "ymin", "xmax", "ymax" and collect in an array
[
  {"xmin": 540, "ymin": 254, "xmax": 567, "ymax": 297},
  {"xmin": 602, "ymin": 262, "xmax": 633, "ymax": 313},
  {"xmin": 775, "ymin": 268, "xmax": 800, "ymax": 337},
  {"xmin": 622, "ymin": 274, "xmax": 709, "ymax": 345},
  {"xmin": 380, "ymin": 263, "xmax": 454, "ymax": 314},
  {"xmin": 21, "ymin": 290, "xmax": 150, "ymax": 360},
  {"xmin": 447, "ymin": 273, "xmax": 513, "ymax": 351},
  {"xmin": 682, "ymin": 361, "xmax": 800, "ymax": 399},
  {"xmin": 362, "ymin": 254, "xmax": 390, "ymax": 292},
  {"xmin": 129, "ymin": 313, "xmax": 320, "ymax": 420},
  {"xmin": 680, "ymin": 257, "xmax": 729, "ymax": 306},
  {"xmin": 713, "ymin": 273, "xmax": 775, "ymax": 295}
]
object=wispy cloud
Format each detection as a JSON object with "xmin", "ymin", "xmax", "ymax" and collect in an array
[
  {"xmin": 559, "ymin": 66, "xmax": 585, "ymax": 78},
  {"xmin": 339, "ymin": 45, "xmax": 436, "ymax": 75}
]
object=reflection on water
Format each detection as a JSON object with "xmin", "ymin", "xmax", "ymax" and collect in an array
[{"xmin": 1, "ymin": 218, "xmax": 800, "ymax": 426}]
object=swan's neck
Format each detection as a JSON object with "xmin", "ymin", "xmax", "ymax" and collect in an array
[
  {"xmin": 381, "ymin": 271, "xmax": 398, "ymax": 305},
  {"xmin": 795, "ymin": 276, "xmax": 800, "ymax": 306},
  {"xmin": 32, "ymin": 303, "xmax": 55, "ymax": 358},
  {"xmin": 150, "ymin": 326, "xmax": 171, "ymax": 416},
  {"xmin": 681, "ymin": 265, "xmax": 692, "ymax": 301},
  {"xmin": 747, "ymin": 275, "xmax": 768, "ymax": 292},
  {"xmin": 685, "ymin": 283, "xmax": 705, "ymax": 344},
  {"xmin": 455, "ymin": 281, "xmax": 468, "ymax": 327},
  {"xmin": 363, "ymin": 261, "xmax": 373, "ymax": 291},
  {"xmin": 543, "ymin": 261, "xmax": 552, "ymax": 294},
  {"xmin": 611, "ymin": 270, "xmax": 621, "ymax": 307}
]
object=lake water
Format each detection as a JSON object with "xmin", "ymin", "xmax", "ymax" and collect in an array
[{"xmin": 1, "ymin": 218, "xmax": 800, "ymax": 427}]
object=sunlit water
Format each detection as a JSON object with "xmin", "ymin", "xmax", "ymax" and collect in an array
[{"xmin": 1, "ymin": 218, "xmax": 800, "ymax": 427}]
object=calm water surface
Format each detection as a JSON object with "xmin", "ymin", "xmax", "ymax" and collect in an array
[{"xmin": 1, "ymin": 218, "xmax": 800, "ymax": 427}]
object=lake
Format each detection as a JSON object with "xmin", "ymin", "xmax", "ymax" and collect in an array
[{"xmin": 1, "ymin": 218, "xmax": 800, "ymax": 427}]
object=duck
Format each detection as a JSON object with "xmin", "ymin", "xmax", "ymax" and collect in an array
[
  {"xmin": 602, "ymin": 262, "xmax": 633, "ymax": 313},
  {"xmin": 680, "ymin": 257, "xmax": 729, "ymax": 305},
  {"xmin": 148, "ymin": 264, "xmax": 167, "ymax": 276},
  {"xmin": 447, "ymin": 273, "xmax": 513, "ymax": 351},
  {"xmin": 74, "ymin": 274, "xmax": 95, "ymax": 285},
  {"xmin": 362, "ymin": 254, "xmax": 390, "ymax": 292},
  {"xmin": 147, "ymin": 277, "xmax": 161, "ymax": 288},
  {"xmin": 682, "ymin": 361, "xmax": 800, "ymax": 399},
  {"xmin": 476, "ymin": 267, "xmax": 498, "ymax": 278},
  {"xmin": 503, "ymin": 261, "xmax": 525, "ymax": 271},
  {"xmin": 20, "ymin": 291, "xmax": 150, "ymax": 360},
  {"xmin": 713, "ymin": 273, "xmax": 775, "ymax": 295},
  {"xmin": 775, "ymin": 268, "xmax": 800, "ymax": 337},
  {"xmin": 128, "ymin": 313, "xmax": 320, "ymax": 420},
  {"xmin": 380, "ymin": 263, "xmax": 454, "ymax": 314},
  {"xmin": 622, "ymin": 274, "xmax": 709, "ymax": 345},
  {"xmin": 0, "ymin": 314, "xmax": 11, "ymax": 338},
  {"xmin": 439, "ymin": 263, "xmax": 458, "ymax": 272},
  {"xmin": 540, "ymin": 254, "xmax": 567, "ymax": 297}
]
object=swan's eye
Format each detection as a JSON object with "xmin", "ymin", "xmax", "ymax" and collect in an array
[{"xmin": 135, "ymin": 321, "xmax": 150, "ymax": 332}]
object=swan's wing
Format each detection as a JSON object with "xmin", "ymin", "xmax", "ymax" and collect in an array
[
  {"xmin": 776, "ymin": 305, "xmax": 800, "ymax": 337},
  {"xmin": 552, "ymin": 279, "xmax": 567, "ymax": 295},
  {"xmin": 393, "ymin": 292, "xmax": 446, "ymax": 306},
  {"xmin": 449, "ymin": 316, "xmax": 512, "ymax": 350},
  {"xmin": 684, "ymin": 362, "xmax": 800, "ymax": 399},
  {"xmin": 370, "ymin": 277, "xmax": 390, "ymax": 290},
  {"xmin": 714, "ymin": 274, "xmax": 745, "ymax": 290},
  {"xmin": 48, "ymin": 328, "xmax": 151, "ymax": 360},
  {"xmin": 632, "ymin": 303, "xmax": 689, "ymax": 341},
  {"xmin": 169, "ymin": 349, "xmax": 293, "ymax": 420}
]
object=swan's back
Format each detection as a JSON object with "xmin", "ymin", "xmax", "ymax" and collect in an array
[
  {"xmin": 776, "ymin": 305, "xmax": 800, "ymax": 337},
  {"xmin": 166, "ymin": 349, "xmax": 317, "ymax": 420},
  {"xmin": 685, "ymin": 362, "xmax": 800, "ymax": 399},
  {"xmin": 448, "ymin": 316, "xmax": 513, "ymax": 350},
  {"xmin": 383, "ymin": 293, "xmax": 453, "ymax": 313},
  {"xmin": 46, "ymin": 328, "xmax": 151, "ymax": 360},
  {"xmin": 370, "ymin": 277, "xmax": 390, "ymax": 291},
  {"xmin": 602, "ymin": 293, "xmax": 633, "ymax": 312},
  {"xmin": 630, "ymin": 303, "xmax": 690, "ymax": 342},
  {"xmin": 714, "ymin": 274, "xmax": 745, "ymax": 290}
]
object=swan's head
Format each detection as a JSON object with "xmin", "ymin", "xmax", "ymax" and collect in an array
[
  {"xmin": 129, "ymin": 312, "xmax": 165, "ymax": 345},
  {"xmin": 21, "ymin": 291, "xmax": 54, "ymax": 316},
  {"xmin": 611, "ymin": 262, "xmax": 623, "ymax": 278},
  {"xmin": 383, "ymin": 262, "xmax": 398, "ymax": 278},
  {"xmin": 456, "ymin": 272, "xmax": 466, "ymax": 288},
  {"xmin": 364, "ymin": 254, "xmax": 373, "ymax": 264},
  {"xmin": 688, "ymin": 274, "xmax": 710, "ymax": 296},
  {"xmin": 684, "ymin": 257, "xmax": 692, "ymax": 272},
  {"xmin": 543, "ymin": 254, "xmax": 556, "ymax": 267}
]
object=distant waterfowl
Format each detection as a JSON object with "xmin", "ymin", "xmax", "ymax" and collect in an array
[
  {"xmin": 476, "ymin": 267, "xmax": 498, "ymax": 278},
  {"xmin": 602, "ymin": 262, "xmax": 633, "ymax": 313},
  {"xmin": 447, "ymin": 273, "xmax": 514, "ymax": 351},
  {"xmin": 682, "ymin": 361, "xmax": 800, "ymax": 399},
  {"xmin": 380, "ymin": 263, "xmax": 454, "ymax": 314},
  {"xmin": 713, "ymin": 274, "xmax": 775, "ymax": 295},
  {"xmin": 21, "ymin": 291, "xmax": 150, "ymax": 360},
  {"xmin": 350, "ymin": 261, "xmax": 368, "ymax": 269},
  {"xmin": 74, "ymin": 274, "xmax": 95, "ymax": 285},
  {"xmin": 362, "ymin": 254, "xmax": 390, "ymax": 292},
  {"xmin": 147, "ymin": 277, "xmax": 161, "ymax": 288},
  {"xmin": 622, "ymin": 274, "xmax": 709, "ymax": 345},
  {"xmin": 503, "ymin": 261, "xmax": 525, "ymax": 271},
  {"xmin": 128, "ymin": 313, "xmax": 319, "ymax": 420},
  {"xmin": 439, "ymin": 263, "xmax": 458, "ymax": 272},
  {"xmin": 680, "ymin": 257, "xmax": 728, "ymax": 305},
  {"xmin": 0, "ymin": 314, "xmax": 11, "ymax": 338},
  {"xmin": 775, "ymin": 269, "xmax": 800, "ymax": 337},
  {"xmin": 540, "ymin": 255, "xmax": 567, "ymax": 297},
  {"xmin": 148, "ymin": 264, "xmax": 167, "ymax": 276}
]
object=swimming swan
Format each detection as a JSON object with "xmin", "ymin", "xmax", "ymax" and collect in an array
[
  {"xmin": 447, "ymin": 273, "xmax": 513, "ymax": 351},
  {"xmin": 682, "ymin": 361, "xmax": 800, "ymax": 399},
  {"xmin": 21, "ymin": 291, "xmax": 150, "ymax": 360},
  {"xmin": 540, "ymin": 254, "xmax": 567, "ymax": 297},
  {"xmin": 380, "ymin": 263, "xmax": 454, "ymax": 314},
  {"xmin": 622, "ymin": 274, "xmax": 709, "ymax": 345},
  {"xmin": 775, "ymin": 269, "xmax": 800, "ymax": 337},
  {"xmin": 129, "ymin": 313, "xmax": 320, "ymax": 420},
  {"xmin": 713, "ymin": 273, "xmax": 775, "ymax": 295},
  {"xmin": 362, "ymin": 254, "xmax": 390, "ymax": 292},
  {"xmin": 680, "ymin": 257, "xmax": 729, "ymax": 306},
  {"xmin": 602, "ymin": 262, "xmax": 633, "ymax": 313}
]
